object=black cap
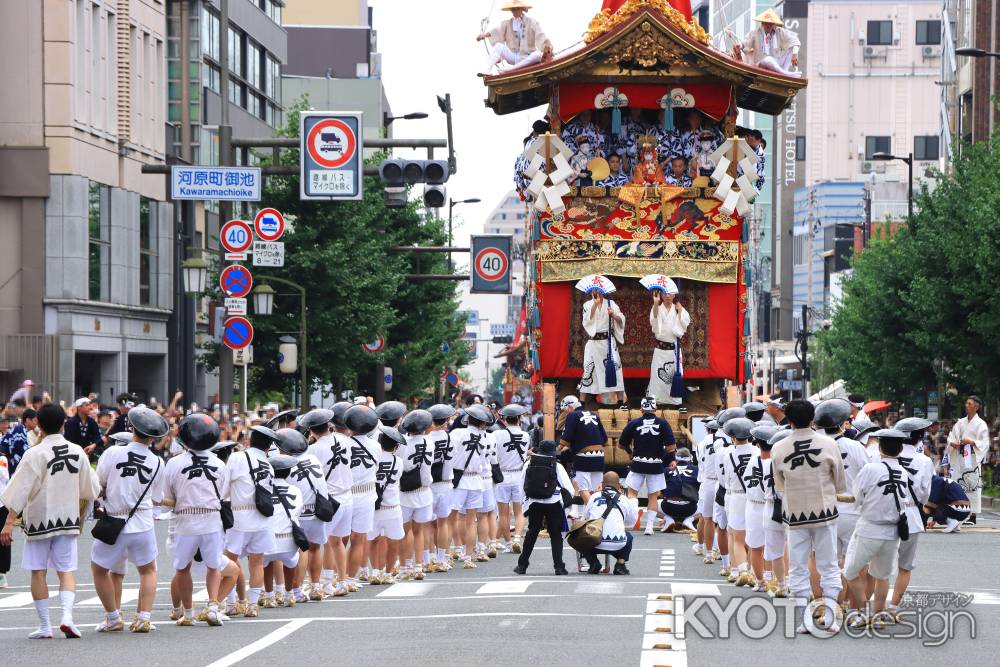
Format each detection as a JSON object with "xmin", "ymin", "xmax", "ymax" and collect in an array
[
  {"xmin": 275, "ymin": 427, "xmax": 309, "ymax": 456},
  {"xmin": 536, "ymin": 439, "xmax": 558, "ymax": 456},
  {"xmin": 376, "ymin": 401, "xmax": 407, "ymax": 423},
  {"xmin": 428, "ymin": 404, "xmax": 457, "ymax": 421},
  {"xmin": 249, "ymin": 424, "xmax": 280, "ymax": 450},
  {"xmin": 814, "ymin": 398, "xmax": 852, "ymax": 429},
  {"xmin": 178, "ymin": 413, "xmax": 221, "ymax": 451},
  {"xmin": 400, "ymin": 409, "xmax": 433, "ymax": 435},
  {"xmin": 128, "ymin": 405, "xmax": 169, "ymax": 439},
  {"xmin": 331, "ymin": 401, "xmax": 353, "ymax": 427},
  {"xmin": 265, "ymin": 409, "xmax": 299, "ymax": 430},
  {"xmin": 299, "ymin": 408, "xmax": 334, "ymax": 431},
  {"xmin": 378, "ymin": 424, "xmax": 406, "ymax": 449},
  {"xmin": 344, "ymin": 405, "xmax": 379, "ymax": 434}
]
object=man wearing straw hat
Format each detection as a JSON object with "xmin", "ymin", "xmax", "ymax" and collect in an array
[
  {"xmin": 477, "ymin": 1, "xmax": 552, "ymax": 71},
  {"xmin": 732, "ymin": 9, "xmax": 801, "ymax": 77}
]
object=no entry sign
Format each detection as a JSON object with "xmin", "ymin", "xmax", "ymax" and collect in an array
[
  {"xmin": 361, "ymin": 336, "xmax": 386, "ymax": 354},
  {"xmin": 220, "ymin": 265, "xmax": 253, "ymax": 299},
  {"xmin": 470, "ymin": 235, "xmax": 513, "ymax": 295},
  {"xmin": 254, "ymin": 208, "xmax": 285, "ymax": 242},
  {"xmin": 223, "ymin": 316, "xmax": 254, "ymax": 350},
  {"xmin": 300, "ymin": 111, "xmax": 363, "ymax": 201},
  {"xmin": 220, "ymin": 219, "xmax": 253, "ymax": 254}
]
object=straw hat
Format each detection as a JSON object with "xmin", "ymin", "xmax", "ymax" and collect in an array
[
  {"xmin": 502, "ymin": 0, "xmax": 532, "ymax": 10},
  {"xmin": 753, "ymin": 8, "xmax": 784, "ymax": 26}
]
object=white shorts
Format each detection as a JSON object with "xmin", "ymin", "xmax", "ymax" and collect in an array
[
  {"xmin": 726, "ymin": 494, "xmax": 746, "ymax": 531},
  {"xmin": 173, "ymin": 532, "xmax": 228, "ymax": 571},
  {"xmin": 698, "ymin": 479, "xmax": 718, "ymax": 519},
  {"xmin": 574, "ymin": 470, "xmax": 603, "ymax": 493},
  {"xmin": 351, "ymin": 495, "xmax": 376, "ymax": 535},
  {"xmin": 402, "ymin": 503, "xmax": 434, "ymax": 525},
  {"xmin": 763, "ymin": 525, "xmax": 786, "ymax": 561},
  {"xmin": 495, "ymin": 482, "xmax": 524, "ymax": 505},
  {"xmin": 431, "ymin": 484, "xmax": 453, "ymax": 519},
  {"xmin": 22, "ymin": 534, "xmax": 78, "ymax": 572},
  {"xmin": 327, "ymin": 501, "xmax": 353, "ymax": 539},
  {"xmin": 225, "ymin": 528, "xmax": 276, "ymax": 557},
  {"xmin": 744, "ymin": 501, "xmax": 765, "ymax": 549},
  {"xmin": 264, "ymin": 550, "xmax": 300, "ymax": 569},
  {"xmin": 843, "ymin": 534, "xmax": 898, "ymax": 580},
  {"xmin": 480, "ymin": 484, "xmax": 497, "ymax": 513},
  {"xmin": 712, "ymin": 493, "xmax": 728, "ymax": 530},
  {"xmin": 300, "ymin": 517, "xmax": 329, "ymax": 546},
  {"xmin": 836, "ymin": 512, "xmax": 859, "ymax": 561},
  {"xmin": 453, "ymin": 488, "xmax": 483, "ymax": 514},
  {"xmin": 92, "ymin": 529, "xmax": 158, "ymax": 573},
  {"xmin": 897, "ymin": 532, "xmax": 920, "ymax": 571},
  {"xmin": 624, "ymin": 471, "xmax": 666, "ymax": 494},
  {"xmin": 368, "ymin": 512, "xmax": 405, "ymax": 541}
]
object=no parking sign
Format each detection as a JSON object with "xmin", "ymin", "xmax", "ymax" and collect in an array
[{"xmin": 470, "ymin": 235, "xmax": 512, "ymax": 295}]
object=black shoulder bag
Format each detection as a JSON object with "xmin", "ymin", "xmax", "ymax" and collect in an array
[
  {"xmin": 884, "ymin": 463, "xmax": 910, "ymax": 541},
  {"xmin": 91, "ymin": 457, "xmax": 161, "ymax": 546},
  {"xmin": 276, "ymin": 488, "xmax": 310, "ymax": 552},
  {"xmin": 451, "ymin": 441, "xmax": 479, "ymax": 489},
  {"xmin": 399, "ymin": 439, "xmax": 425, "ymax": 493},
  {"xmin": 303, "ymin": 472, "xmax": 339, "ymax": 522},
  {"xmin": 246, "ymin": 451, "xmax": 275, "ymax": 517},
  {"xmin": 207, "ymin": 467, "xmax": 234, "ymax": 531}
]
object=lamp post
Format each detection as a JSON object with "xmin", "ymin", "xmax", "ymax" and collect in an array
[
  {"xmin": 447, "ymin": 197, "xmax": 481, "ymax": 272},
  {"xmin": 871, "ymin": 151, "xmax": 914, "ymax": 228},
  {"xmin": 254, "ymin": 278, "xmax": 308, "ymax": 412},
  {"xmin": 383, "ymin": 111, "xmax": 429, "ymax": 126},
  {"xmin": 181, "ymin": 256, "xmax": 209, "ymax": 295},
  {"xmin": 955, "ymin": 47, "xmax": 1000, "ymax": 136}
]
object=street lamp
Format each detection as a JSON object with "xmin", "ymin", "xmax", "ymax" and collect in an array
[
  {"xmin": 383, "ymin": 111, "xmax": 429, "ymax": 126},
  {"xmin": 252, "ymin": 277, "xmax": 308, "ymax": 412},
  {"xmin": 448, "ymin": 197, "xmax": 482, "ymax": 271},
  {"xmin": 252, "ymin": 283, "xmax": 275, "ymax": 316},
  {"xmin": 954, "ymin": 47, "xmax": 1000, "ymax": 58},
  {"xmin": 181, "ymin": 256, "xmax": 208, "ymax": 295},
  {"xmin": 871, "ymin": 151, "xmax": 914, "ymax": 226}
]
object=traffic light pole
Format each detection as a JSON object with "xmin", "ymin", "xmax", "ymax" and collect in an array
[{"xmin": 217, "ymin": 0, "xmax": 235, "ymax": 412}]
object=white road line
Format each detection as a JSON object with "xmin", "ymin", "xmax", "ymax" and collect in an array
[
  {"xmin": 640, "ymin": 589, "xmax": 686, "ymax": 667},
  {"xmin": 376, "ymin": 583, "xmax": 436, "ymax": 597},
  {"xmin": 573, "ymin": 582, "xmax": 624, "ymax": 594},
  {"xmin": 204, "ymin": 619, "xmax": 311, "ymax": 667},
  {"xmin": 80, "ymin": 589, "xmax": 139, "ymax": 606},
  {"xmin": 476, "ymin": 580, "xmax": 536, "ymax": 595},
  {"xmin": 0, "ymin": 592, "xmax": 57, "ymax": 608},
  {"xmin": 193, "ymin": 587, "xmax": 210, "ymax": 602},
  {"xmin": 668, "ymin": 582, "xmax": 721, "ymax": 597}
]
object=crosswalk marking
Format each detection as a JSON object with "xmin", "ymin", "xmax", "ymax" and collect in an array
[
  {"xmin": 194, "ymin": 588, "xmax": 210, "ymax": 602},
  {"xmin": 475, "ymin": 580, "xmax": 536, "ymax": 595},
  {"xmin": 659, "ymin": 548, "xmax": 676, "ymax": 578},
  {"xmin": 80, "ymin": 589, "xmax": 139, "ymax": 607},
  {"xmin": 640, "ymin": 588, "xmax": 687, "ymax": 667},
  {"xmin": 0, "ymin": 592, "xmax": 56, "ymax": 608},
  {"xmin": 573, "ymin": 581, "xmax": 624, "ymax": 595},
  {"xmin": 376, "ymin": 583, "xmax": 436, "ymax": 597}
]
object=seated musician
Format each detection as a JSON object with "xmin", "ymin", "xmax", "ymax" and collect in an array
[{"xmin": 664, "ymin": 157, "xmax": 693, "ymax": 188}]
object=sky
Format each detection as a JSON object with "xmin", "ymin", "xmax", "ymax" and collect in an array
[{"xmin": 369, "ymin": 0, "xmax": 597, "ymax": 251}]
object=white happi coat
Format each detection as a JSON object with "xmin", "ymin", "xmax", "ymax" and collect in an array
[
  {"xmin": 946, "ymin": 414, "xmax": 990, "ymax": 513},
  {"xmin": 646, "ymin": 303, "xmax": 690, "ymax": 405},
  {"xmin": 740, "ymin": 25, "xmax": 801, "ymax": 74},
  {"xmin": 579, "ymin": 298, "xmax": 625, "ymax": 396}
]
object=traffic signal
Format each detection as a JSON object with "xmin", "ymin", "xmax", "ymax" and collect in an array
[
  {"xmin": 423, "ymin": 185, "xmax": 446, "ymax": 208},
  {"xmin": 378, "ymin": 159, "xmax": 450, "ymax": 208}
]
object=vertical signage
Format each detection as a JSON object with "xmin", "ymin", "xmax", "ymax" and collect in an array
[{"xmin": 300, "ymin": 111, "xmax": 364, "ymax": 201}]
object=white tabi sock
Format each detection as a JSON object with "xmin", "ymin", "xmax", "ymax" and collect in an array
[
  {"xmin": 247, "ymin": 588, "xmax": 261, "ymax": 604},
  {"xmin": 59, "ymin": 590, "xmax": 75, "ymax": 624},
  {"xmin": 721, "ymin": 555, "xmax": 730, "ymax": 568},
  {"xmin": 321, "ymin": 569, "xmax": 334, "ymax": 583},
  {"xmin": 646, "ymin": 512, "xmax": 656, "ymax": 530},
  {"xmin": 275, "ymin": 584, "xmax": 285, "ymax": 595},
  {"xmin": 422, "ymin": 550, "xmax": 431, "ymax": 564},
  {"xmin": 226, "ymin": 590, "xmax": 237, "ymax": 604},
  {"xmin": 34, "ymin": 598, "xmax": 51, "ymax": 633}
]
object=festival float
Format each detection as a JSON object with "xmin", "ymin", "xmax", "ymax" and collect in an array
[{"xmin": 481, "ymin": 0, "xmax": 806, "ymax": 447}]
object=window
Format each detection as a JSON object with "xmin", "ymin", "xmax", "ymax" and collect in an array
[
  {"xmin": 202, "ymin": 63, "xmax": 219, "ymax": 93},
  {"xmin": 867, "ymin": 20, "xmax": 893, "ymax": 46},
  {"xmin": 202, "ymin": 7, "xmax": 219, "ymax": 60},
  {"xmin": 914, "ymin": 135, "xmax": 940, "ymax": 161},
  {"xmin": 916, "ymin": 20, "xmax": 941, "ymax": 45},
  {"xmin": 793, "ymin": 234, "xmax": 805, "ymax": 266},
  {"xmin": 266, "ymin": 54, "xmax": 280, "ymax": 98},
  {"xmin": 795, "ymin": 136, "xmax": 806, "ymax": 161},
  {"xmin": 246, "ymin": 40, "xmax": 261, "ymax": 90},
  {"xmin": 267, "ymin": 0, "xmax": 282, "ymax": 24},
  {"xmin": 139, "ymin": 197, "xmax": 157, "ymax": 305},
  {"xmin": 865, "ymin": 136, "xmax": 891, "ymax": 160},
  {"xmin": 88, "ymin": 182, "xmax": 111, "ymax": 302}
]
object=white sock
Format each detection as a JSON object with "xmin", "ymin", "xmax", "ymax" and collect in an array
[
  {"xmin": 697, "ymin": 543, "xmax": 705, "ymax": 550},
  {"xmin": 226, "ymin": 590, "xmax": 237, "ymax": 604},
  {"xmin": 108, "ymin": 609, "xmax": 121, "ymax": 621},
  {"xmin": 437, "ymin": 548, "xmax": 447, "ymax": 561},
  {"xmin": 184, "ymin": 608, "xmax": 194, "ymax": 619},
  {"xmin": 721, "ymin": 555, "xmax": 730, "ymax": 567},
  {"xmin": 321, "ymin": 568, "xmax": 334, "ymax": 582},
  {"xmin": 764, "ymin": 571, "xmax": 773, "ymax": 582},
  {"xmin": 34, "ymin": 598, "xmax": 51, "ymax": 632},
  {"xmin": 275, "ymin": 584, "xmax": 285, "ymax": 595},
  {"xmin": 248, "ymin": 587, "xmax": 261, "ymax": 604},
  {"xmin": 137, "ymin": 610, "xmax": 151, "ymax": 621},
  {"xmin": 59, "ymin": 590, "xmax": 74, "ymax": 624},
  {"xmin": 646, "ymin": 512, "xmax": 656, "ymax": 529},
  {"xmin": 422, "ymin": 550, "xmax": 431, "ymax": 563}
]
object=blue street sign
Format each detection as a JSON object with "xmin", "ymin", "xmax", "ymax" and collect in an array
[
  {"xmin": 220, "ymin": 265, "xmax": 253, "ymax": 298},
  {"xmin": 171, "ymin": 166, "xmax": 261, "ymax": 201}
]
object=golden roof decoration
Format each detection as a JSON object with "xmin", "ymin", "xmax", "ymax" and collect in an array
[{"xmin": 584, "ymin": 0, "xmax": 711, "ymax": 45}]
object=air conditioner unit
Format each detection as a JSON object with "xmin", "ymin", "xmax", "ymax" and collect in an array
[
  {"xmin": 922, "ymin": 46, "xmax": 941, "ymax": 58},
  {"xmin": 863, "ymin": 46, "xmax": 885, "ymax": 58},
  {"xmin": 861, "ymin": 161, "xmax": 873, "ymax": 174}
]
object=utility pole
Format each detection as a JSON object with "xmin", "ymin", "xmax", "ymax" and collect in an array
[{"xmin": 217, "ymin": 0, "xmax": 234, "ymax": 410}]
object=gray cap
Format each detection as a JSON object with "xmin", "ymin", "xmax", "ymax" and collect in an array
[
  {"xmin": 742, "ymin": 401, "xmax": 766, "ymax": 414},
  {"xmin": 750, "ymin": 423, "xmax": 779, "ymax": 443},
  {"xmin": 717, "ymin": 407, "xmax": 747, "ymax": 426},
  {"xmin": 429, "ymin": 404, "xmax": 457, "ymax": 421},
  {"xmin": 249, "ymin": 424, "xmax": 280, "ymax": 449},
  {"xmin": 331, "ymin": 401, "xmax": 353, "ymax": 427},
  {"xmin": 814, "ymin": 398, "xmax": 852, "ymax": 430},
  {"xmin": 464, "ymin": 404, "xmax": 492, "ymax": 424},
  {"xmin": 110, "ymin": 432, "xmax": 134, "ymax": 446},
  {"xmin": 274, "ymin": 427, "xmax": 309, "ymax": 456},
  {"xmin": 375, "ymin": 401, "xmax": 407, "ymax": 423},
  {"xmin": 211, "ymin": 440, "xmax": 238, "ymax": 453},
  {"xmin": 344, "ymin": 405, "xmax": 379, "ymax": 434},
  {"xmin": 499, "ymin": 404, "xmax": 528, "ymax": 418},
  {"xmin": 705, "ymin": 419, "xmax": 720, "ymax": 431},
  {"xmin": 894, "ymin": 417, "xmax": 933, "ymax": 434},
  {"xmin": 128, "ymin": 405, "xmax": 169, "ymax": 439},
  {"xmin": 298, "ymin": 409, "xmax": 334, "ymax": 431},
  {"xmin": 377, "ymin": 424, "xmax": 407, "ymax": 449},
  {"xmin": 400, "ymin": 409, "xmax": 433, "ymax": 435},
  {"xmin": 723, "ymin": 417, "xmax": 754, "ymax": 440},
  {"xmin": 872, "ymin": 428, "xmax": 907, "ymax": 440},
  {"xmin": 852, "ymin": 412, "xmax": 877, "ymax": 434},
  {"xmin": 265, "ymin": 409, "xmax": 299, "ymax": 430},
  {"xmin": 268, "ymin": 453, "xmax": 298, "ymax": 473},
  {"xmin": 767, "ymin": 428, "xmax": 791, "ymax": 446}
]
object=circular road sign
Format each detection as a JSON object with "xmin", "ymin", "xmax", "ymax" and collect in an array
[
  {"xmin": 361, "ymin": 336, "xmax": 385, "ymax": 354},
  {"xmin": 474, "ymin": 247, "xmax": 509, "ymax": 282},
  {"xmin": 220, "ymin": 264, "xmax": 253, "ymax": 299},
  {"xmin": 223, "ymin": 316, "xmax": 254, "ymax": 351},
  {"xmin": 307, "ymin": 118, "xmax": 357, "ymax": 169},
  {"xmin": 220, "ymin": 219, "xmax": 253, "ymax": 254},
  {"xmin": 254, "ymin": 208, "xmax": 285, "ymax": 242}
]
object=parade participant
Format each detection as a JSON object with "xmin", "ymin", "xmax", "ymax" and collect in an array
[
  {"xmin": 766, "ymin": 397, "xmax": 788, "ymax": 426},
  {"xmin": 763, "ymin": 428, "xmax": 790, "ymax": 597},
  {"xmin": 1, "ymin": 403, "xmax": 102, "ymax": 639},
  {"xmin": 732, "ymin": 9, "xmax": 801, "ymax": 77},
  {"xmin": 493, "ymin": 404, "xmax": 529, "ymax": 553},
  {"xmin": 561, "ymin": 110, "xmax": 605, "ymax": 159},
  {"xmin": 742, "ymin": 401, "xmax": 767, "ymax": 423},
  {"xmin": 577, "ymin": 275, "xmax": 626, "ymax": 408},
  {"xmin": 448, "ymin": 404, "xmax": 492, "ymax": 568},
  {"xmin": 162, "ymin": 414, "xmax": 229, "ymax": 627},
  {"xmin": 368, "ymin": 426, "xmax": 405, "ymax": 584},
  {"xmin": 664, "ymin": 157, "xmax": 692, "ymax": 187},
  {"xmin": 344, "ymin": 405, "xmax": 380, "ymax": 590},
  {"xmin": 224, "ymin": 424, "xmax": 278, "ymax": 618},
  {"xmin": 771, "ymin": 400, "xmax": 846, "ymax": 634},
  {"xmin": 631, "ymin": 135, "xmax": 666, "ymax": 185},
  {"xmin": 692, "ymin": 416, "xmax": 720, "ymax": 558},
  {"xmin": 514, "ymin": 119, "xmax": 550, "ymax": 199},
  {"xmin": 274, "ymin": 425, "xmax": 330, "ymax": 602},
  {"xmin": 478, "ymin": 0, "xmax": 552, "ymax": 71},
  {"xmin": 64, "ymin": 397, "xmax": 103, "ymax": 459},
  {"xmin": 515, "ymin": 440, "xmax": 573, "ymax": 575},
  {"xmin": 661, "ymin": 448, "xmax": 699, "ymax": 532},
  {"xmin": 0, "ymin": 447, "xmax": 8, "ymax": 589},
  {"xmin": 643, "ymin": 276, "xmax": 690, "ymax": 406},
  {"xmin": 476, "ymin": 421, "xmax": 501, "ymax": 561},
  {"xmin": 842, "ymin": 429, "xmax": 907, "ymax": 630},
  {"xmin": 720, "ymin": 417, "xmax": 756, "ymax": 586},
  {"xmin": 710, "ymin": 408, "xmax": 743, "ymax": 574},
  {"xmin": 427, "ymin": 404, "xmax": 457, "ymax": 568},
  {"xmin": 946, "ymin": 396, "xmax": 989, "ymax": 524},
  {"xmin": 88, "ymin": 406, "xmax": 167, "ymax": 634},
  {"xmin": 261, "ymin": 454, "xmax": 303, "ymax": 608},
  {"xmin": 620, "ymin": 397, "xmax": 676, "ymax": 535},
  {"xmin": 558, "ymin": 396, "xmax": 608, "ymax": 504},
  {"xmin": 376, "ymin": 401, "xmax": 407, "ymax": 429},
  {"xmin": 607, "ymin": 107, "xmax": 646, "ymax": 168},
  {"xmin": 924, "ymin": 474, "xmax": 971, "ymax": 533},
  {"xmin": 887, "ymin": 417, "xmax": 934, "ymax": 621},
  {"xmin": 576, "ymin": 472, "xmax": 640, "ymax": 575},
  {"xmin": 305, "ymin": 404, "xmax": 352, "ymax": 598},
  {"xmin": 743, "ymin": 423, "xmax": 777, "ymax": 591},
  {"xmin": 813, "ymin": 398, "xmax": 870, "ymax": 609},
  {"xmin": 597, "ymin": 153, "xmax": 629, "ymax": 187},
  {"xmin": 398, "ymin": 410, "xmax": 435, "ymax": 579},
  {"xmin": 670, "ymin": 110, "xmax": 724, "ymax": 169},
  {"xmin": 570, "ymin": 135, "xmax": 597, "ymax": 187},
  {"xmin": 105, "ymin": 393, "xmax": 137, "ymax": 445},
  {"xmin": 851, "ymin": 412, "xmax": 879, "ymax": 457}
]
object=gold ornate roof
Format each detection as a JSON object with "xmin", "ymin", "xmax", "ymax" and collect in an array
[{"xmin": 482, "ymin": 4, "xmax": 806, "ymax": 117}]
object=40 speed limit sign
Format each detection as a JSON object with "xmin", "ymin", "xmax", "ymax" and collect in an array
[{"xmin": 470, "ymin": 235, "xmax": 512, "ymax": 295}]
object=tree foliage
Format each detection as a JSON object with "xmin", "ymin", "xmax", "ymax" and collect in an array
[
  {"xmin": 821, "ymin": 130, "xmax": 1000, "ymax": 408},
  {"xmin": 242, "ymin": 100, "xmax": 470, "ymax": 400}
]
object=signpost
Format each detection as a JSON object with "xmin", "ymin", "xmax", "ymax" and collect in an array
[
  {"xmin": 362, "ymin": 336, "xmax": 386, "ymax": 354},
  {"xmin": 254, "ymin": 208, "xmax": 286, "ymax": 242},
  {"xmin": 171, "ymin": 166, "xmax": 261, "ymax": 201},
  {"xmin": 252, "ymin": 241, "xmax": 285, "ymax": 267},
  {"xmin": 470, "ymin": 235, "xmax": 513, "ymax": 294},
  {"xmin": 222, "ymin": 316, "xmax": 254, "ymax": 350},
  {"xmin": 224, "ymin": 297, "xmax": 247, "ymax": 316},
  {"xmin": 219, "ymin": 265, "xmax": 253, "ymax": 299},
  {"xmin": 220, "ymin": 219, "xmax": 253, "ymax": 261},
  {"xmin": 300, "ymin": 111, "xmax": 364, "ymax": 201},
  {"xmin": 233, "ymin": 345, "xmax": 254, "ymax": 365}
]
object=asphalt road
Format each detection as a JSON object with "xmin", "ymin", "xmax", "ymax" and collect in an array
[{"xmin": 0, "ymin": 512, "xmax": 997, "ymax": 666}]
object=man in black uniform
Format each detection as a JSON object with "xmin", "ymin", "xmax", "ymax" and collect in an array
[
  {"xmin": 64, "ymin": 397, "xmax": 104, "ymax": 461},
  {"xmin": 106, "ymin": 393, "xmax": 138, "ymax": 445},
  {"xmin": 557, "ymin": 396, "xmax": 608, "ymax": 505},
  {"xmin": 619, "ymin": 397, "xmax": 676, "ymax": 535}
]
